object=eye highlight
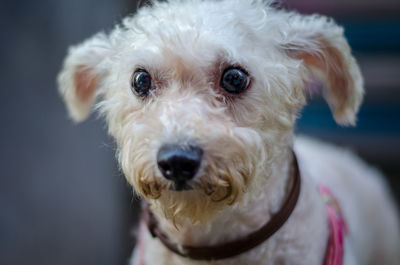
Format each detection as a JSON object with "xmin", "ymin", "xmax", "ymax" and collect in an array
[
  {"xmin": 220, "ymin": 67, "xmax": 249, "ymax": 94},
  {"xmin": 131, "ymin": 69, "xmax": 152, "ymax": 96}
]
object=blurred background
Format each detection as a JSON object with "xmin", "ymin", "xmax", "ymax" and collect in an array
[{"xmin": 1, "ymin": 0, "xmax": 399, "ymax": 264}]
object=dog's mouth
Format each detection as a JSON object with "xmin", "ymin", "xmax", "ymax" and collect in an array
[{"xmin": 169, "ymin": 181, "xmax": 194, "ymax": 191}]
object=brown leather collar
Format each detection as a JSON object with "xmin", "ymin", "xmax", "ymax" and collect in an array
[{"xmin": 143, "ymin": 152, "xmax": 301, "ymax": 260}]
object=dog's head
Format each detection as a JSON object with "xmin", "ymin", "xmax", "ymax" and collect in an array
[{"xmin": 58, "ymin": 0, "xmax": 363, "ymax": 223}]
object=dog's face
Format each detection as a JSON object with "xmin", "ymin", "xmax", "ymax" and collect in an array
[{"xmin": 58, "ymin": 0, "xmax": 363, "ymax": 223}]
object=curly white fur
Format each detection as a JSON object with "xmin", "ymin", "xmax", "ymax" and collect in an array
[{"xmin": 58, "ymin": 0, "xmax": 399, "ymax": 264}]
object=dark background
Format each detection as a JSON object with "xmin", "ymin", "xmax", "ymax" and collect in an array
[{"xmin": 1, "ymin": 0, "xmax": 399, "ymax": 264}]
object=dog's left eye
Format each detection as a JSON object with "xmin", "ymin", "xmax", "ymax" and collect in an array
[
  {"xmin": 220, "ymin": 67, "xmax": 249, "ymax": 94},
  {"xmin": 131, "ymin": 69, "xmax": 152, "ymax": 96}
]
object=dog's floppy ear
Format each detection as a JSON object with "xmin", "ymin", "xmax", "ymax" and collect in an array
[
  {"xmin": 57, "ymin": 33, "xmax": 112, "ymax": 122},
  {"xmin": 282, "ymin": 14, "xmax": 364, "ymax": 126}
]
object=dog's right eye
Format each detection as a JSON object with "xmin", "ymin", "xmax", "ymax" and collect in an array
[
  {"xmin": 220, "ymin": 67, "xmax": 249, "ymax": 94},
  {"xmin": 131, "ymin": 69, "xmax": 152, "ymax": 96}
]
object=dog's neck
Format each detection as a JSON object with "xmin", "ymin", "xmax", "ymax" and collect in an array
[{"xmin": 151, "ymin": 148, "xmax": 294, "ymax": 247}]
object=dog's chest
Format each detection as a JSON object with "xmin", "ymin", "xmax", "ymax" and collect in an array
[{"xmin": 133, "ymin": 176, "xmax": 330, "ymax": 265}]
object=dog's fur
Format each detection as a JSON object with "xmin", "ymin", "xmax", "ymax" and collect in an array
[{"xmin": 58, "ymin": 0, "xmax": 400, "ymax": 264}]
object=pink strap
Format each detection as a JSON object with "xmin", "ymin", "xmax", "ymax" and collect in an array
[
  {"xmin": 319, "ymin": 185, "xmax": 347, "ymax": 265},
  {"xmin": 132, "ymin": 221, "xmax": 146, "ymax": 265}
]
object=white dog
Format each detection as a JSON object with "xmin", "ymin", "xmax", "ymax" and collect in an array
[{"xmin": 58, "ymin": 0, "xmax": 400, "ymax": 264}]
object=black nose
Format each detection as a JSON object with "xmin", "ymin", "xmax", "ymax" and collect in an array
[{"xmin": 157, "ymin": 144, "xmax": 203, "ymax": 183}]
